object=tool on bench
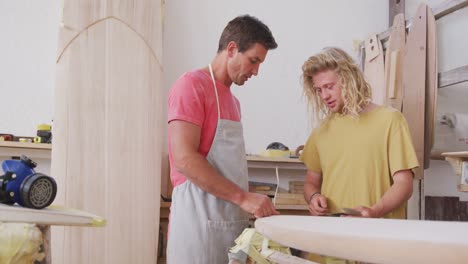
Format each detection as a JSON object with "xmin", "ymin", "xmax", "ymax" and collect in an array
[
  {"xmin": 0, "ymin": 155, "xmax": 57, "ymax": 209},
  {"xmin": 33, "ymin": 124, "xmax": 52, "ymax": 144},
  {"xmin": 0, "ymin": 134, "xmax": 14, "ymax": 141}
]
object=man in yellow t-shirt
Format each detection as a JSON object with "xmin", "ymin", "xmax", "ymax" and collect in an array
[
  {"xmin": 299, "ymin": 47, "xmax": 418, "ymax": 263},
  {"xmin": 300, "ymin": 47, "xmax": 418, "ymax": 219}
]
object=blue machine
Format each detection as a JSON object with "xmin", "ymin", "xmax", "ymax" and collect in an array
[{"xmin": 0, "ymin": 155, "xmax": 57, "ymax": 209}]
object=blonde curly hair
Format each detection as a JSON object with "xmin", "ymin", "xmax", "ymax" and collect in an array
[{"xmin": 301, "ymin": 47, "xmax": 372, "ymax": 124}]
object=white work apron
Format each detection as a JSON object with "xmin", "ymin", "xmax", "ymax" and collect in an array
[{"xmin": 167, "ymin": 64, "xmax": 250, "ymax": 264}]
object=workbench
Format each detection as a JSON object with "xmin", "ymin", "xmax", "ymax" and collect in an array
[{"xmin": 0, "ymin": 204, "xmax": 105, "ymax": 264}]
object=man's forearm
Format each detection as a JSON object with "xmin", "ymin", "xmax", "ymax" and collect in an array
[
  {"xmin": 303, "ymin": 182, "xmax": 321, "ymax": 204},
  {"xmin": 371, "ymin": 173, "xmax": 413, "ymax": 217},
  {"xmin": 174, "ymin": 152, "xmax": 246, "ymax": 205}
]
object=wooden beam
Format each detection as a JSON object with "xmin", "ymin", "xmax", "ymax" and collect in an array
[
  {"xmin": 433, "ymin": 0, "xmax": 468, "ymax": 19},
  {"xmin": 438, "ymin": 65, "xmax": 468, "ymax": 88},
  {"xmin": 389, "ymin": 0, "xmax": 405, "ymax": 26}
]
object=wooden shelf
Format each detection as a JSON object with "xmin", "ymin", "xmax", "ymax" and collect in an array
[
  {"xmin": 0, "ymin": 141, "xmax": 52, "ymax": 150},
  {"xmin": 0, "ymin": 141, "xmax": 52, "ymax": 160},
  {"xmin": 246, "ymin": 155, "xmax": 306, "ymax": 170}
]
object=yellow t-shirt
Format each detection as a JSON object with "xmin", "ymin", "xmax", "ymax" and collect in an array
[{"xmin": 300, "ymin": 106, "xmax": 419, "ymax": 219}]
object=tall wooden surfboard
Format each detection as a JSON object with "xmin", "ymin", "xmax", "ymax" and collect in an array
[
  {"xmin": 384, "ymin": 14, "xmax": 406, "ymax": 111},
  {"xmin": 256, "ymin": 215, "xmax": 468, "ymax": 264},
  {"xmin": 52, "ymin": 1, "xmax": 163, "ymax": 263},
  {"xmin": 402, "ymin": 3, "xmax": 427, "ymax": 179},
  {"xmin": 424, "ymin": 7, "xmax": 438, "ymax": 169},
  {"xmin": 364, "ymin": 34, "xmax": 385, "ymax": 105}
]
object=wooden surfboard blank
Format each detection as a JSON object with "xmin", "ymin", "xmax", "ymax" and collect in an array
[
  {"xmin": 57, "ymin": 0, "xmax": 163, "ymax": 64},
  {"xmin": 384, "ymin": 14, "xmax": 406, "ymax": 111},
  {"xmin": 255, "ymin": 215, "xmax": 468, "ymax": 264},
  {"xmin": 424, "ymin": 7, "xmax": 438, "ymax": 169},
  {"xmin": 364, "ymin": 34, "xmax": 386, "ymax": 105},
  {"xmin": 52, "ymin": 17, "xmax": 162, "ymax": 264},
  {"xmin": 402, "ymin": 4, "xmax": 427, "ymax": 179}
]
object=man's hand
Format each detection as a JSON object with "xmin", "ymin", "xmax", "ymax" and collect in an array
[
  {"xmin": 308, "ymin": 193, "xmax": 329, "ymax": 216},
  {"xmin": 352, "ymin": 206, "xmax": 381, "ymax": 218},
  {"xmin": 239, "ymin": 192, "xmax": 280, "ymax": 218}
]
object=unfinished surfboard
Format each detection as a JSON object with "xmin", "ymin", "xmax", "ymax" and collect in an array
[
  {"xmin": 57, "ymin": 0, "xmax": 163, "ymax": 64},
  {"xmin": 255, "ymin": 215, "xmax": 468, "ymax": 264},
  {"xmin": 424, "ymin": 7, "xmax": 438, "ymax": 169},
  {"xmin": 384, "ymin": 14, "xmax": 406, "ymax": 111},
  {"xmin": 0, "ymin": 204, "xmax": 105, "ymax": 227},
  {"xmin": 402, "ymin": 3, "xmax": 427, "ymax": 179},
  {"xmin": 52, "ymin": 1, "xmax": 163, "ymax": 264},
  {"xmin": 364, "ymin": 34, "xmax": 385, "ymax": 105}
]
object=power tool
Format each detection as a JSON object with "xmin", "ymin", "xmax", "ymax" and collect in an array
[
  {"xmin": 33, "ymin": 124, "xmax": 52, "ymax": 144},
  {"xmin": 0, "ymin": 155, "xmax": 57, "ymax": 209}
]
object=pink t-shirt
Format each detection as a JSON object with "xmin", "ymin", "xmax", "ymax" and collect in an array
[{"xmin": 167, "ymin": 69, "xmax": 241, "ymax": 187}]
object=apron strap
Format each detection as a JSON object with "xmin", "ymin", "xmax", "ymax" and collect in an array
[
  {"xmin": 208, "ymin": 63, "xmax": 241, "ymax": 119},
  {"xmin": 208, "ymin": 64, "xmax": 221, "ymax": 120}
]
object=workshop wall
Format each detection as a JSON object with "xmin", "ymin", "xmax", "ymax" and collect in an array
[{"xmin": 0, "ymin": 0, "xmax": 60, "ymax": 136}]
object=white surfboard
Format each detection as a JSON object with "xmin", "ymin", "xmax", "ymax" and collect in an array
[{"xmin": 256, "ymin": 215, "xmax": 468, "ymax": 264}]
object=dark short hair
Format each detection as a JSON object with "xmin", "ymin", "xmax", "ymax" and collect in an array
[{"xmin": 217, "ymin": 15, "xmax": 277, "ymax": 53}]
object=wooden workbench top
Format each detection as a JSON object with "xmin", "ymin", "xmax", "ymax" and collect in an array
[{"xmin": 0, "ymin": 141, "xmax": 52, "ymax": 150}]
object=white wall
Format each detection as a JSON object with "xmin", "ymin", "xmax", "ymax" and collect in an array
[{"xmin": 0, "ymin": 0, "xmax": 60, "ymax": 136}]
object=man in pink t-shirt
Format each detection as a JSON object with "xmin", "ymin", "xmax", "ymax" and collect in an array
[{"xmin": 167, "ymin": 15, "xmax": 279, "ymax": 264}]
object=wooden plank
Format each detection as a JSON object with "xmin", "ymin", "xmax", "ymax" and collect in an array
[
  {"xmin": 433, "ymin": 0, "xmax": 468, "ymax": 19},
  {"xmin": 247, "ymin": 155, "xmax": 303, "ymax": 163},
  {"xmin": 384, "ymin": 13, "xmax": 406, "ymax": 111},
  {"xmin": 255, "ymin": 215, "xmax": 468, "ymax": 264},
  {"xmin": 424, "ymin": 6, "xmax": 438, "ymax": 169},
  {"xmin": 275, "ymin": 204, "xmax": 309, "ymax": 210},
  {"xmin": 364, "ymin": 34, "xmax": 385, "ymax": 104},
  {"xmin": 438, "ymin": 65, "xmax": 468, "ymax": 88},
  {"xmin": 458, "ymin": 184, "xmax": 468, "ymax": 192},
  {"xmin": 53, "ymin": 9, "xmax": 162, "ymax": 264},
  {"xmin": 275, "ymin": 193, "xmax": 307, "ymax": 205},
  {"xmin": 402, "ymin": 4, "xmax": 427, "ymax": 179},
  {"xmin": 389, "ymin": 0, "xmax": 405, "ymax": 26},
  {"xmin": 442, "ymin": 151, "xmax": 468, "ymax": 157},
  {"xmin": 247, "ymin": 155, "xmax": 306, "ymax": 170}
]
